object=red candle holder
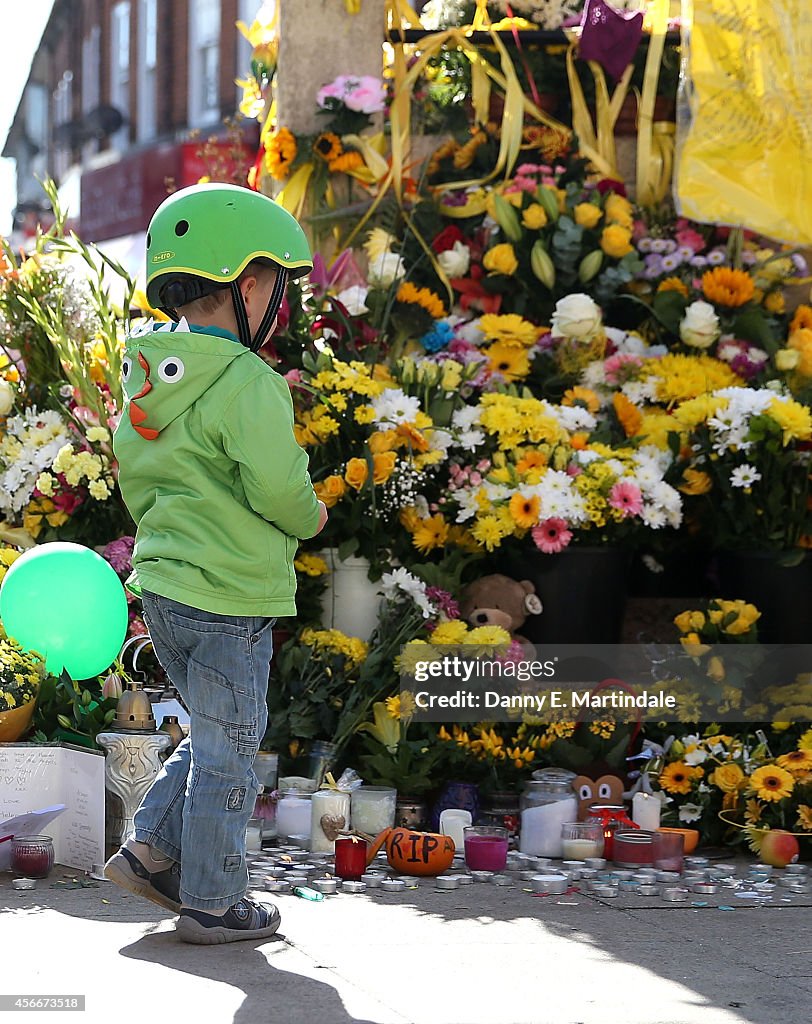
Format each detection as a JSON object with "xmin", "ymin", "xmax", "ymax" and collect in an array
[
  {"xmin": 10, "ymin": 835, "xmax": 55, "ymax": 879},
  {"xmin": 334, "ymin": 837, "xmax": 368, "ymax": 880},
  {"xmin": 584, "ymin": 804, "xmax": 637, "ymax": 861}
]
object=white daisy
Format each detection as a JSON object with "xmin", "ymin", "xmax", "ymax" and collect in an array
[{"xmin": 730, "ymin": 464, "xmax": 761, "ymax": 488}]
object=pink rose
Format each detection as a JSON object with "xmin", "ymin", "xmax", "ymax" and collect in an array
[{"xmin": 343, "ymin": 76, "xmax": 386, "ymax": 114}]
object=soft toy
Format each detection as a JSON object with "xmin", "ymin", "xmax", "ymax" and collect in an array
[
  {"xmin": 460, "ymin": 574, "xmax": 543, "ymax": 647},
  {"xmin": 571, "ymin": 760, "xmax": 626, "ymax": 820}
]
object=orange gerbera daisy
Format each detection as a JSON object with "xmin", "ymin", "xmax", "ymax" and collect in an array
[
  {"xmin": 777, "ymin": 749, "xmax": 812, "ymax": 775},
  {"xmin": 659, "ymin": 761, "xmax": 699, "ymax": 795},
  {"xmin": 790, "ymin": 304, "xmax": 812, "ymax": 333},
  {"xmin": 516, "ymin": 450, "xmax": 547, "ymax": 474},
  {"xmin": 329, "ymin": 151, "xmax": 364, "ymax": 174},
  {"xmin": 657, "ymin": 276, "xmax": 689, "ymax": 298},
  {"xmin": 750, "ymin": 764, "xmax": 795, "ymax": 802},
  {"xmin": 701, "ymin": 267, "xmax": 756, "ymax": 307},
  {"xmin": 509, "ymin": 493, "xmax": 541, "ymax": 528}
]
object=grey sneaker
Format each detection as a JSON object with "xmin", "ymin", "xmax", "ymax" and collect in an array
[
  {"xmin": 103, "ymin": 847, "xmax": 181, "ymax": 914},
  {"xmin": 175, "ymin": 897, "xmax": 282, "ymax": 945}
]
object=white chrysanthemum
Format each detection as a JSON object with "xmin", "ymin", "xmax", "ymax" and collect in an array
[
  {"xmin": 372, "ymin": 388, "xmax": 421, "ymax": 426},
  {"xmin": 457, "ymin": 428, "xmax": 485, "ymax": 451},
  {"xmin": 730, "ymin": 464, "xmax": 761, "ymax": 488},
  {"xmin": 621, "ymin": 380, "xmax": 656, "ymax": 405},
  {"xmin": 581, "ymin": 362, "xmax": 608, "ymax": 389},
  {"xmin": 452, "ymin": 405, "xmax": 482, "ymax": 430},
  {"xmin": 553, "ymin": 405, "xmax": 597, "ymax": 433}
]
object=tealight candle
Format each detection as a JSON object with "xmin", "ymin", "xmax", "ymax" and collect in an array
[
  {"xmin": 457, "ymin": 875, "xmax": 474, "ymax": 885},
  {"xmin": 313, "ymin": 878, "xmax": 338, "ymax": 894},
  {"xmin": 361, "ymin": 873, "xmax": 384, "ymax": 888},
  {"xmin": 265, "ymin": 879, "xmax": 290, "ymax": 893},
  {"xmin": 592, "ymin": 884, "xmax": 618, "ymax": 898},
  {"xmin": 530, "ymin": 873, "xmax": 568, "ymax": 894},
  {"xmin": 662, "ymin": 887, "xmax": 689, "ymax": 902},
  {"xmin": 637, "ymin": 884, "xmax": 659, "ymax": 896},
  {"xmin": 341, "ymin": 880, "xmax": 367, "ymax": 893},
  {"xmin": 435, "ymin": 876, "xmax": 459, "ymax": 890},
  {"xmin": 470, "ymin": 871, "xmax": 493, "ymax": 882},
  {"xmin": 585, "ymin": 858, "xmax": 607, "ymax": 870},
  {"xmin": 491, "ymin": 874, "xmax": 512, "ymax": 886},
  {"xmin": 380, "ymin": 878, "xmax": 406, "ymax": 893}
]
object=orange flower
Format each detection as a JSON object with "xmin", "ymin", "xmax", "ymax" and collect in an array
[
  {"xmin": 679, "ymin": 469, "xmax": 712, "ymax": 495},
  {"xmin": 516, "ymin": 450, "xmax": 547, "ymax": 474},
  {"xmin": 613, "ymin": 393, "xmax": 643, "ymax": 437},
  {"xmin": 701, "ymin": 267, "xmax": 756, "ymax": 307},
  {"xmin": 657, "ymin": 276, "xmax": 689, "ymax": 298},
  {"xmin": 562, "ymin": 386, "xmax": 600, "ymax": 414},
  {"xmin": 264, "ymin": 126, "xmax": 297, "ymax": 181},
  {"xmin": 372, "ymin": 451, "xmax": 397, "ymax": 485},
  {"xmin": 790, "ymin": 304, "xmax": 812, "ymax": 333},
  {"xmin": 344, "ymin": 458, "xmax": 369, "ymax": 491},
  {"xmin": 789, "ymin": 328, "xmax": 812, "ymax": 376},
  {"xmin": 368, "ymin": 430, "xmax": 398, "ymax": 454},
  {"xmin": 570, "ymin": 432, "xmax": 589, "ymax": 450},
  {"xmin": 396, "ymin": 281, "xmax": 446, "ymax": 320},
  {"xmin": 329, "ymin": 151, "xmax": 364, "ymax": 174},
  {"xmin": 509, "ymin": 493, "xmax": 541, "ymax": 529},
  {"xmin": 395, "ymin": 422, "xmax": 430, "ymax": 452},
  {"xmin": 314, "ymin": 475, "xmax": 346, "ymax": 508},
  {"xmin": 313, "ymin": 132, "xmax": 342, "ymax": 163}
]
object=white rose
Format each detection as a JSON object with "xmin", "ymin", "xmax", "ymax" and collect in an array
[
  {"xmin": 367, "ymin": 252, "xmax": 406, "ymax": 288},
  {"xmin": 680, "ymin": 300, "xmax": 720, "ymax": 349},
  {"xmin": 437, "ymin": 241, "xmax": 470, "ymax": 279},
  {"xmin": 335, "ymin": 286, "xmax": 370, "ymax": 316},
  {"xmin": 550, "ymin": 293, "xmax": 603, "ymax": 341},
  {"xmin": 0, "ymin": 379, "xmax": 15, "ymax": 417}
]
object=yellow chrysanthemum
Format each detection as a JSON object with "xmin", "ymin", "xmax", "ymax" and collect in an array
[
  {"xmin": 799, "ymin": 728, "xmax": 812, "ymax": 751},
  {"xmin": 293, "ymin": 553, "xmax": 329, "ymax": 577},
  {"xmin": 642, "ymin": 354, "xmax": 741, "ymax": 406},
  {"xmin": 701, "ymin": 267, "xmax": 756, "ymax": 307},
  {"xmin": 768, "ymin": 396, "xmax": 812, "ymax": 444},
  {"xmin": 749, "ymin": 764, "xmax": 795, "ymax": 802},
  {"xmin": 470, "ymin": 514, "xmax": 508, "ymax": 551},
  {"xmin": 467, "ymin": 624, "xmax": 512, "ymax": 647}
]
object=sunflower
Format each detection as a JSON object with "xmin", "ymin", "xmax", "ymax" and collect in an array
[
  {"xmin": 314, "ymin": 132, "xmax": 342, "ymax": 163},
  {"xmin": 701, "ymin": 267, "xmax": 756, "ymax": 307},
  {"xmin": 329, "ymin": 151, "xmax": 364, "ymax": 174},
  {"xmin": 486, "ymin": 342, "xmax": 531, "ymax": 381},
  {"xmin": 396, "ymin": 281, "xmax": 447, "ymax": 320},
  {"xmin": 509, "ymin": 493, "xmax": 541, "ymax": 528},
  {"xmin": 562, "ymin": 386, "xmax": 600, "ymax": 413},
  {"xmin": 796, "ymin": 805, "xmax": 812, "ymax": 831},
  {"xmin": 659, "ymin": 761, "xmax": 697, "ymax": 795},
  {"xmin": 412, "ymin": 514, "xmax": 450, "ymax": 554},
  {"xmin": 657, "ymin": 276, "xmax": 689, "ymax": 298},
  {"xmin": 749, "ymin": 764, "xmax": 795, "ymax": 802},
  {"xmin": 264, "ymin": 126, "xmax": 297, "ymax": 180},
  {"xmin": 777, "ymin": 749, "xmax": 812, "ymax": 774}
]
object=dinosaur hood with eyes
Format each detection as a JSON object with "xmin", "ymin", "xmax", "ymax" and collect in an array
[{"xmin": 122, "ymin": 317, "xmax": 249, "ymax": 439}]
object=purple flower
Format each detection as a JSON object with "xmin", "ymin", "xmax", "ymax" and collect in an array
[
  {"xmin": 650, "ymin": 238, "xmax": 670, "ymax": 254},
  {"xmin": 637, "ymin": 237, "xmax": 654, "ymax": 253},
  {"xmin": 103, "ymin": 536, "xmax": 135, "ymax": 576},
  {"xmin": 677, "ymin": 246, "xmax": 695, "ymax": 262},
  {"xmin": 643, "ymin": 254, "xmax": 665, "ymax": 278},
  {"xmin": 689, "ymin": 255, "xmax": 709, "ymax": 268},
  {"xmin": 660, "ymin": 253, "xmax": 684, "ymax": 271},
  {"xmin": 741, "ymin": 250, "xmax": 757, "ymax": 266},
  {"xmin": 792, "ymin": 253, "xmax": 809, "ymax": 275}
]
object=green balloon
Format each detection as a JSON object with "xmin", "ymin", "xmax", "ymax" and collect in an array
[{"xmin": 0, "ymin": 542, "xmax": 129, "ymax": 680}]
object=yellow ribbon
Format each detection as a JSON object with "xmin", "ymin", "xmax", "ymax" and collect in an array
[
  {"xmin": 277, "ymin": 162, "xmax": 316, "ymax": 219},
  {"xmin": 0, "ymin": 522, "xmax": 36, "ymax": 549},
  {"xmin": 344, "ymin": 0, "xmax": 362, "ymax": 13},
  {"xmin": 321, "ymin": 771, "xmax": 340, "ymax": 790},
  {"xmin": 636, "ymin": 0, "xmax": 671, "ymax": 205},
  {"xmin": 565, "ymin": 39, "xmax": 634, "ymax": 179}
]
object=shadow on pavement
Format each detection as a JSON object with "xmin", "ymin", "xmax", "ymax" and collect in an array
[{"xmin": 119, "ymin": 930, "xmax": 379, "ymax": 1024}]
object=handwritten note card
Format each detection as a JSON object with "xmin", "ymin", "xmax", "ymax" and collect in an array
[{"xmin": 0, "ymin": 744, "xmax": 106, "ymax": 872}]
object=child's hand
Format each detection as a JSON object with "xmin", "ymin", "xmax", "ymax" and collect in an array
[{"xmin": 314, "ymin": 501, "xmax": 329, "ymax": 535}]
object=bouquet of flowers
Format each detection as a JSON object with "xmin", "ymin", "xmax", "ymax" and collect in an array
[
  {"xmin": 0, "ymin": 631, "xmax": 45, "ymax": 716},
  {"xmin": 355, "ymin": 696, "xmax": 445, "ymax": 798}
]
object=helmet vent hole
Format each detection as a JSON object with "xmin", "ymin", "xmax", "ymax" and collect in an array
[
  {"xmin": 175, "ymin": 220, "xmax": 190, "ymax": 237},
  {"xmin": 146, "ymin": 232, "xmax": 152, "ymax": 247}
]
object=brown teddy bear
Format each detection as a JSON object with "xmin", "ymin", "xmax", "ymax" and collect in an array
[{"xmin": 460, "ymin": 574, "xmax": 543, "ymax": 648}]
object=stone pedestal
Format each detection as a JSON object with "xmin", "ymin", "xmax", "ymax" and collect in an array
[
  {"xmin": 97, "ymin": 731, "xmax": 171, "ymax": 853},
  {"xmin": 276, "ymin": 0, "xmax": 386, "ymax": 135}
]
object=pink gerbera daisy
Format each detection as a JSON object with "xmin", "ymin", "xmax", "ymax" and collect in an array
[
  {"xmin": 609, "ymin": 481, "xmax": 643, "ymax": 517},
  {"xmin": 532, "ymin": 517, "xmax": 573, "ymax": 554}
]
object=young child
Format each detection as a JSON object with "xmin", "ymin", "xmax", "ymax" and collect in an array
[{"xmin": 105, "ymin": 183, "xmax": 327, "ymax": 944}]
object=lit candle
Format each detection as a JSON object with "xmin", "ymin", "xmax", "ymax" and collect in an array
[
  {"xmin": 561, "ymin": 838, "xmax": 604, "ymax": 860},
  {"xmin": 632, "ymin": 792, "xmax": 661, "ymax": 831}
]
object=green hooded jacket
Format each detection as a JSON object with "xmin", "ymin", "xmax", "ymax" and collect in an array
[{"xmin": 113, "ymin": 319, "xmax": 321, "ymax": 616}]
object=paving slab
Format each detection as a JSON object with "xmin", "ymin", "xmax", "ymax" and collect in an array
[{"xmin": 1, "ymin": 866, "xmax": 811, "ymax": 1024}]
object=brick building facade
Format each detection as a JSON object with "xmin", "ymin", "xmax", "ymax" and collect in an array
[{"xmin": 4, "ymin": 0, "xmax": 263, "ymax": 246}]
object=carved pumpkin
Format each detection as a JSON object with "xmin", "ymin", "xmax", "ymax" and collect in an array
[{"xmin": 366, "ymin": 827, "xmax": 456, "ymax": 876}]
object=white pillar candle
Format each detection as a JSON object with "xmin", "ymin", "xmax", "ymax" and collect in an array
[
  {"xmin": 310, "ymin": 789, "xmax": 351, "ymax": 853},
  {"xmin": 519, "ymin": 795, "xmax": 578, "ymax": 857},
  {"xmin": 350, "ymin": 787, "xmax": 396, "ymax": 836},
  {"xmin": 632, "ymin": 792, "xmax": 661, "ymax": 831}
]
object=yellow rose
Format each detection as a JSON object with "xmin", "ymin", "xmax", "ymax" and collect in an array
[
  {"xmin": 483, "ymin": 243, "xmax": 519, "ymax": 276},
  {"xmin": 372, "ymin": 451, "xmax": 397, "ymax": 485},
  {"xmin": 368, "ymin": 430, "xmax": 398, "ymax": 454},
  {"xmin": 600, "ymin": 224, "xmax": 633, "ymax": 259},
  {"xmin": 574, "ymin": 203, "xmax": 602, "ymax": 229},
  {"xmin": 521, "ymin": 204, "xmax": 548, "ymax": 230},
  {"xmin": 711, "ymin": 762, "xmax": 745, "ymax": 793},
  {"xmin": 679, "ymin": 469, "xmax": 712, "ymax": 495},
  {"xmin": 314, "ymin": 475, "xmax": 346, "ymax": 508},
  {"xmin": 344, "ymin": 458, "xmax": 369, "ymax": 491},
  {"xmin": 604, "ymin": 193, "xmax": 634, "ymax": 228},
  {"xmin": 674, "ymin": 610, "xmax": 706, "ymax": 633},
  {"xmin": 776, "ymin": 348, "xmax": 801, "ymax": 371}
]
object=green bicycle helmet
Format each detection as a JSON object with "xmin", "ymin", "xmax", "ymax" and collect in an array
[{"xmin": 145, "ymin": 183, "xmax": 312, "ymax": 352}]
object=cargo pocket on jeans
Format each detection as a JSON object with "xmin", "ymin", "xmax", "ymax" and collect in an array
[{"xmin": 187, "ymin": 657, "xmax": 259, "ymax": 756}]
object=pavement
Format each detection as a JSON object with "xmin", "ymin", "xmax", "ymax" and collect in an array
[{"xmin": 2, "ymin": 858, "xmax": 812, "ymax": 1024}]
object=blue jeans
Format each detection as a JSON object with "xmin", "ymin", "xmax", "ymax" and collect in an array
[{"xmin": 132, "ymin": 591, "xmax": 275, "ymax": 912}]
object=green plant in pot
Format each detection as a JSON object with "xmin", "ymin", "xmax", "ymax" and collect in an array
[{"xmin": 356, "ymin": 697, "xmax": 444, "ymax": 799}]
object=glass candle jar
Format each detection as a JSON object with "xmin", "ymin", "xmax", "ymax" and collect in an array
[
  {"xmin": 652, "ymin": 829, "xmax": 685, "ymax": 871},
  {"xmin": 560, "ymin": 822, "xmax": 605, "ymax": 861},
  {"xmin": 310, "ymin": 788, "xmax": 351, "ymax": 854},
  {"xmin": 613, "ymin": 830, "xmax": 655, "ymax": 867},
  {"xmin": 334, "ymin": 837, "xmax": 368, "ymax": 880},
  {"xmin": 276, "ymin": 791, "xmax": 313, "ymax": 841},
  {"xmin": 519, "ymin": 775, "xmax": 578, "ymax": 858},
  {"xmin": 246, "ymin": 818, "xmax": 264, "ymax": 853},
  {"xmin": 464, "ymin": 826, "xmax": 509, "ymax": 872},
  {"xmin": 350, "ymin": 786, "xmax": 396, "ymax": 836},
  {"xmin": 10, "ymin": 835, "xmax": 55, "ymax": 879},
  {"xmin": 585, "ymin": 804, "xmax": 637, "ymax": 861}
]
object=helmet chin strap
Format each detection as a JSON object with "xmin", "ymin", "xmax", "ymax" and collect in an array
[{"xmin": 230, "ymin": 268, "xmax": 288, "ymax": 353}]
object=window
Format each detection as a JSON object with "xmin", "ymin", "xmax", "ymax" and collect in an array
[
  {"xmin": 110, "ymin": 1, "xmax": 131, "ymax": 151},
  {"xmin": 53, "ymin": 72, "xmax": 73, "ymax": 179},
  {"xmin": 188, "ymin": 0, "xmax": 221, "ymax": 128},
  {"xmin": 137, "ymin": 0, "xmax": 157, "ymax": 141},
  {"xmin": 82, "ymin": 27, "xmax": 101, "ymax": 158}
]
